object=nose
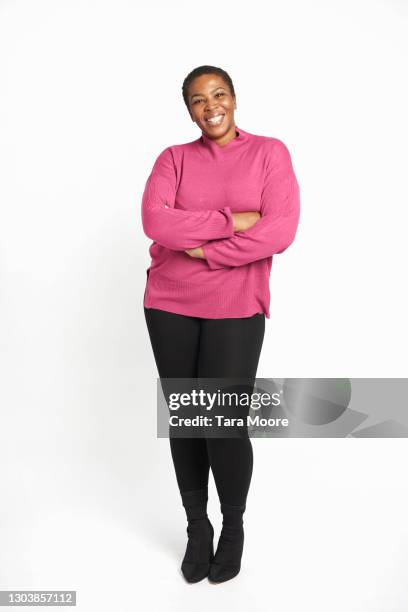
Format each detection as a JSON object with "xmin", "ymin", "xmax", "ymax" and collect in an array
[{"xmin": 204, "ymin": 99, "xmax": 220, "ymax": 113}]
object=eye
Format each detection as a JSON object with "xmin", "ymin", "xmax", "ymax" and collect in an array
[
  {"xmin": 193, "ymin": 99, "xmax": 203, "ymax": 104},
  {"xmin": 215, "ymin": 92, "xmax": 225, "ymax": 97}
]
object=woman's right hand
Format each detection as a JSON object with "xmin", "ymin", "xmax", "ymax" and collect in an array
[{"xmin": 232, "ymin": 211, "xmax": 261, "ymax": 232}]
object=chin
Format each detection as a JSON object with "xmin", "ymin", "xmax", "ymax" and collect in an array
[{"xmin": 202, "ymin": 120, "xmax": 231, "ymax": 136}]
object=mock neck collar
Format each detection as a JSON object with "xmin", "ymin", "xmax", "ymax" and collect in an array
[{"xmin": 198, "ymin": 125, "xmax": 249, "ymax": 161}]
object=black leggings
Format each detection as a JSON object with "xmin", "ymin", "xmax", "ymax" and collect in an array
[{"xmin": 144, "ymin": 306, "xmax": 265, "ymax": 506}]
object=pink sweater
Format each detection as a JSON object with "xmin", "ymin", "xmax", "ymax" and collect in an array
[{"xmin": 141, "ymin": 126, "xmax": 300, "ymax": 319}]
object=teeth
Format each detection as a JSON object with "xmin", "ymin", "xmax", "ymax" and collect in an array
[{"xmin": 206, "ymin": 114, "xmax": 224, "ymax": 124}]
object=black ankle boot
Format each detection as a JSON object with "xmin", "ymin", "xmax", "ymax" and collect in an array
[
  {"xmin": 180, "ymin": 487, "xmax": 214, "ymax": 583},
  {"xmin": 208, "ymin": 502, "xmax": 245, "ymax": 583}
]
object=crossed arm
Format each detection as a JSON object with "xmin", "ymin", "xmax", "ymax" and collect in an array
[
  {"xmin": 141, "ymin": 146, "xmax": 236, "ymax": 250},
  {"xmin": 141, "ymin": 140, "xmax": 300, "ymax": 266}
]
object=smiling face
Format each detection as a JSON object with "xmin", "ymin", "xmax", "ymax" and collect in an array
[{"xmin": 187, "ymin": 73, "xmax": 237, "ymax": 146}]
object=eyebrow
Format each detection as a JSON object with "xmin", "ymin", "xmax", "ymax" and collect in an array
[{"xmin": 190, "ymin": 87, "xmax": 226, "ymax": 99}]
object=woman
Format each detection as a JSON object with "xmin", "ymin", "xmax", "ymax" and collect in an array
[{"xmin": 141, "ymin": 65, "xmax": 300, "ymax": 583}]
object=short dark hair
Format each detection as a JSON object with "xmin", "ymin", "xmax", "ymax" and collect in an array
[{"xmin": 182, "ymin": 65, "xmax": 235, "ymax": 114}]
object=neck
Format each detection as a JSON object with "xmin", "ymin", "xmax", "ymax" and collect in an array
[{"xmin": 198, "ymin": 125, "xmax": 249, "ymax": 161}]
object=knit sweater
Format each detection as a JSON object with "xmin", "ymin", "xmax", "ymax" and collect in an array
[{"xmin": 141, "ymin": 126, "xmax": 300, "ymax": 319}]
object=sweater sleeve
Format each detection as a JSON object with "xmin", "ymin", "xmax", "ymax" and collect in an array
[
  {"xmin": 201, "ymin": 139, "xmax": 300, "ymax": 269},
  {"xmin": 141, "ymin": 146, "xmax": 235, "ymax": 250}
]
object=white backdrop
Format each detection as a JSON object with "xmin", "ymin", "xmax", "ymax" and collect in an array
[{"xmin": 0, "ymin": 0, "xmax": 407, "ymax": 610}]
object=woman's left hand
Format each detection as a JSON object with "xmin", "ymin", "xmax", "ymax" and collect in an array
[{"xmin": 185, "ymin": 247, "xmax": 205, "ymax": 259}]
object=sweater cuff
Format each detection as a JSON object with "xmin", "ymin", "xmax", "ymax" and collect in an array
[
  {"xmin": 221, "ymin": 206, "xmax": 235, "ymax": 237},
  {"xmin": 202, "ymin": 241, "xmax": 231, "ymax": 270}
]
